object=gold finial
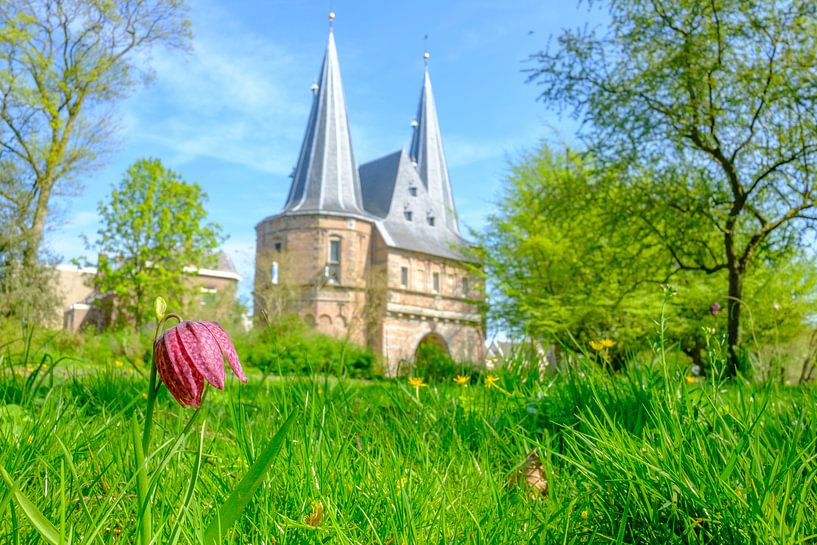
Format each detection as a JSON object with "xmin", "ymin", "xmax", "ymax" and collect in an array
[
  {"xmin": 328, "ymin": 11, "xmax": 335, "ymax": 21},
  {"xmin": 423, "ymin": 52, "xmax": 430, "ymax": 60}
]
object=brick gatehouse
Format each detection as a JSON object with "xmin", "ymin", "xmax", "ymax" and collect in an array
[{"xmin": 254, "ymin": 28, "xmax": 484, "ymax": 374}]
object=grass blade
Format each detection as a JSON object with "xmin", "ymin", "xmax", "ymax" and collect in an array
[
  {"xmin": 0, "ymin": 464, "xmax": 60, "ymax": 545},
  {"xmin": 203, "ymin": 412, "xmax": 295, "ymax": 544}
]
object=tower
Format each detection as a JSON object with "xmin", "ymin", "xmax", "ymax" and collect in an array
[{"xmin": 254, "ymin": 19, "xmax": 374, "ymax": 343}]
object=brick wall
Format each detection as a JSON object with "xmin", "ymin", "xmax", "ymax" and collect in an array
[{"xmin": 255, "ymin": 213, "xmax": 485, "ymax": 374}]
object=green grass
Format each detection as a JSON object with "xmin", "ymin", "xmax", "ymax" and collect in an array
[{"xmin": 1, "ymin": 357, "xmax": 816, "ymax": 544}]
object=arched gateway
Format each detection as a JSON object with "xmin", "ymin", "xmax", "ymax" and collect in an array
[{"xmin": 415, "ymin": 332, "xmax": 450, "ymax": 359}]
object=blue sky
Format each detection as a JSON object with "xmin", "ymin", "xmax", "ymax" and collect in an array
[{"xmin": 47, "ymin": 0, "xmax": 605, "ymax": 303}]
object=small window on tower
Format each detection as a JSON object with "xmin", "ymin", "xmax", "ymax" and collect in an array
[
  {"xmin": 274, "ymin": 242, "xmax": 282, "ymax": 252},
  {"xmin": 326, "ymin": 238, "xmax": 341, "ymax": 283},
  {"xmin": 462, "ymin": 276, "xmax": 470, "ymax": 296},
  {"xmin": 433, "ymin": 272, "xmax": 440, "ymax": 293},
  {"xmin": 409, "ymin": 185, "xmax": 418, "ymax": 197},
  {"xmin": 427, "ymin": 214, "xmax": 435, "ymax": 227},
  {"xmin": 404, "ymin": 209, "xmax": 413, "ymax": 221},
  {"xmin": 271, "ymin": 261, "xmax": 279, "ymax": 285},
  {"xmin": 400, "ymin": 266, "xmax": 409, "ymax": 288}
]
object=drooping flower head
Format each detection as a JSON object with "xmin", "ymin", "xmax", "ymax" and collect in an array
[{"xmin": 154, "ymin": 320, "xmax": 246, "ymax": 407}]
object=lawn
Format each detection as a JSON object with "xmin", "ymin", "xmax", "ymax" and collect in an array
[{"xmin": 1, "ymin": 356, "xmax": 816, "ymax": 544}]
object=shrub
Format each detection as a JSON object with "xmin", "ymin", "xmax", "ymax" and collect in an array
[{"xmin": 237, "ymin": 318, "xmax": 376, "ymax": 379}]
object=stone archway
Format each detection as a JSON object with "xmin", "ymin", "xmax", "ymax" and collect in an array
[{"xmin": 414, "ymin": 332, "xmax": 450, "ymax": 360}]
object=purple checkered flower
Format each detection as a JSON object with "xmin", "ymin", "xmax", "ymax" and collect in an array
[{"xmin": 153, "ymin": 321, "xmax": 246, "ymax": 407}]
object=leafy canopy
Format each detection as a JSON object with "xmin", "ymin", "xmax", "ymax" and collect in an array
[
  {"xmin": 0, "ymin": 0, "xmax": 191, "ymax": 271},
  {"xmin": 527, "ymin": 0, "xmax": 817, "ymax": 371},
  {"xmin": 89, "ymin": 158, "xmax": 222, "ymax": 329},
  {"xmin": 478, "ymin": 145, "xmax": 817, "ymax": 363}
]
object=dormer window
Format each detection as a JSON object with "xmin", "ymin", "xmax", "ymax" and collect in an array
[
  {"xmin": 404, "ymin": 204, "xmax": 413, "ymax": 221},
  {"xmin": 409, "ymin": 185, "xmax": 418, "ymax": 197}
]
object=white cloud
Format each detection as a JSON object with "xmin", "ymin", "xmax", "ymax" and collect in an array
[{"xmin": 121, "ymin": 2, "xmax": 314, "ymax": 176}]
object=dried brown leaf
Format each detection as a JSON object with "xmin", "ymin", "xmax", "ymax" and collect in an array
[{"xmin": 510, "ymin": 449, "xmax": 548, "ymax": 499}]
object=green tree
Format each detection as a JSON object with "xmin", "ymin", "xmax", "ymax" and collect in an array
[
  {"xmin": 479, "ymin": 145, "xmax": 817, "ymax": 370},
  {"xmin": 528, "ymin": 0, "xmax": 817, "ymax": 374},
  {"xmin": 477, "ymin": 148, "xmax": 665, "ymax": 345},
  {"xmin": 89, "ymin": 158, "xmax": 222, "ymax": 329},
  {"xmin": 0, "ymin": 0, "xmax": 191, "ymax": 273}
]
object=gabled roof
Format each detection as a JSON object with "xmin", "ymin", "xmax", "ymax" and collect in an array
[
  {"xmin": 360, "ymin": 149, "xmax": 473, "ymax": 261},
  {"xmin": 281, "ymin": 30, "xmax": 365, "ymax": 216},
  {"xmin": 409, "ymin": 68, "xmax": 459, "ymax": 234},
  {"xmin": 359, "ymin": 150, "xmax": 402, "ymax": 217}
]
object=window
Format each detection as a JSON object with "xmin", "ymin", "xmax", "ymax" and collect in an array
[
  {"xmin": 329, "ymin": 239, "xmax": 341, "ymax": 262},
  {"xmin": 427, "ymin": 214, "xmax": 435, "ymax": 226},
  {"xmin": 274, "ymin": 242, "xmax": 282, "ymax": 252},
  {"xmin": 404, "ymin": 209, "xmax": 413, "ymax": 221},
  {"xmin": 326, "ymin": 239, "xmax": 341, "ymax": 283},
  {"xmin": 271, "ymin": 261, "xmax": 279, "ymax": 285},
  {"xmin": 409, "ymin": 185, "xmax": 418, "ymax": 197},
  {"xmin": 433, "ymin": 272, "xmax": 440, "ymax": 293},
  {"xmin": 400, "ymin": 266, "xmax": 409, "ymax": 288},
  {"xmin": 462, "ymin": 276, "xmax": 469, "ymax": 296},
  {"xmin": 200, "ymin": 286, "xmax": 217, "ymax": 306}
]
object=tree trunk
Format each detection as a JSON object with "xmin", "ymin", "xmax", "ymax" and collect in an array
[
  {"xmin": 22, "ymin": 183, "xmax": 52, "ymax": 269},
  {"xmin": 726, "ymin": 264, "xmax": 743, "ymax": 377}
]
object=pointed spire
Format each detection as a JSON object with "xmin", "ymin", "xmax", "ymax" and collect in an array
[
  {"xmin": 409, "ymin": 63, "xmax": 459, "ymax": 234},
  {"xmin": 282, "ymin": 28, "xmax": 364, "ymax": 216}
]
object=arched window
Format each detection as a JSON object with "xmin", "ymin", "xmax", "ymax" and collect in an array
[{"xmin": 271, "ymin": 261, "xmax": 279, "ymax": 285}]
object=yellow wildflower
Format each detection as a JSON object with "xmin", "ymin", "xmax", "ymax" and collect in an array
[
  {"xmin": 589, "ymin": 340, "xmax": 604, "ymax": 351},
  {"xmin": 454, "ymin": 375, "xmax": 470, "ymax": 385},
  {"xmin": 114, "ymin": 360, "xmax": 124, "ymax": 367},
  {"xmin": 685, "ymin": 376, "xmax": 698, "ymax": 384},
  {"xmin": 408, "ymin": 377, "xmax": 427, "ymax": 388},
  {"xmin": 396, "ymin": 475, "xmax": 408, "ymax": 490},
  {"xmin": 581, "ymin": 509, "xmax": 588, "ymax": 520},
  {"xmin": 600, "ymin": 339, "xmax": 616, "ymax": 348},
  {"xmin": 485, "ymin": 375, "xmax": 500, "ymax": 389}
]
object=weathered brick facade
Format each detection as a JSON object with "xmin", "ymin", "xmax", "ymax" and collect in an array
[{"xmin": 254, "ymin": 30, "xmax": 484, "ymax": 374}]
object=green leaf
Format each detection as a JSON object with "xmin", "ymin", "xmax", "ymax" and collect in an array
[
  {"xmin": 203, "ymin": 412, "xmax": 295, "ymax": 544},
  {"xmin": 132, "ymin": 416, "xmax": 152, "ymax": 545},
  {"xmin": 0, "ymin": 464, "xmax": 60, "ymax": 545}
]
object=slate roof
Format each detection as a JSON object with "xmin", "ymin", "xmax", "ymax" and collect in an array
[
  {"xmin": 360, "ymin": 149, "xmax": 472, "ymax": 261},
  {"xmin": 271, "ymin": 32, "xmax": 474, "ymax": 262},
  {"xmin": 409, "ymin": 68, "xmax": 459, "ymax": 234},
  {"xmin": 280, "ymin": 30, "xmax": 365, "ymax": 216}
]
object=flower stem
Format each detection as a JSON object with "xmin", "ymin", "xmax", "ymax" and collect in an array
[
  {"xmin": 141, "ymin": 363, "xmax": 158, "ymax": 454},
  {"xmin": 142, "ymin": 312, "xmax": 183, "ymax": 454}
]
